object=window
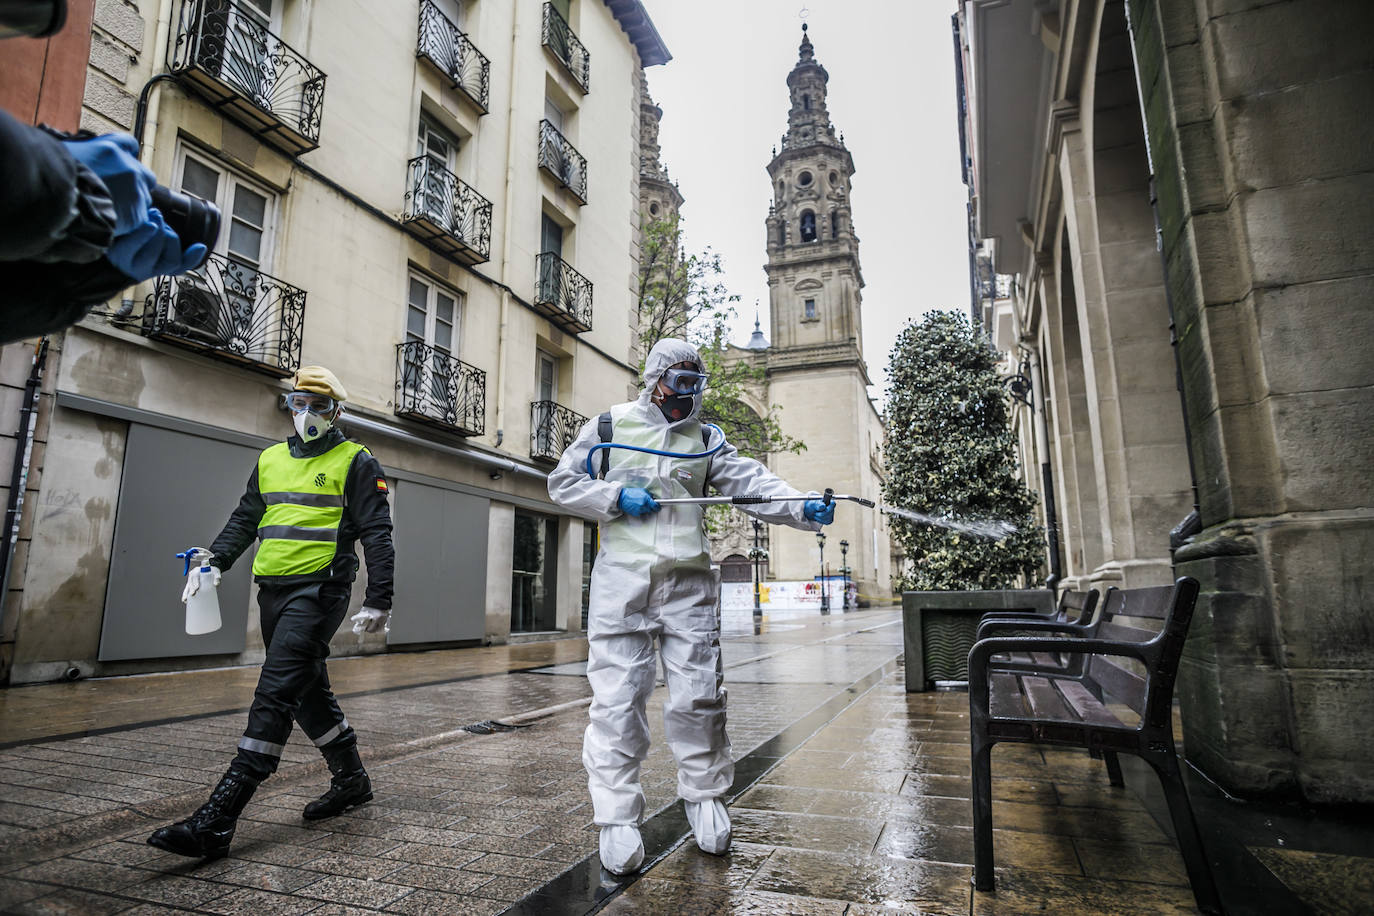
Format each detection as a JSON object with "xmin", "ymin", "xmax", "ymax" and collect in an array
[
  {"xmin": 219, "ymin": 0, "xmax": 280, "ymax": 109},
  {"xmin": 802, "ymin": 93, "xmax": 811, "ymax": 111},
  {"xmin": 804, "ymin": 298, "xmax": 817, "ymax": 320},
  {"xmin": 403, "ymin": 273, "xmax": 461, "ymax": 409},
  {"xmin": 799, "ymin": 210, "xmax": 816, "ymax": 242},
  {"xmin": 416, "ymin": 115, "xmax": 460, "ymax": 224},
  {"xmin": 777, "ymin": 220, "xmax": 786, "ymax": 247},
  {"xmin": 797, "ymin": 170, "xmax": 812, "ymax": 187},
  {"xmin": 174, "ymin": 145, "xmax": 277, "ymax": 336},
  {"xmin": 511, "ymin": 509, "xmax": 558, "ymax": 633},
  {"xmin": 544, "ymin": 96, "xmax": 565, "ymax": 133},
  {"xmin": 538, "ymin": 212, "xmax": 565, "ymax": 302},
  {"xmin": 533, "ymin": 350, "xmax": 559, "ymax": 465},
  {"xmin": 830, "ymin": 209, "xmax": 839, "ymax": 240}
]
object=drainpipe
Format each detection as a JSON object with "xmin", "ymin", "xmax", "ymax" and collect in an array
[
  {"xmin": 492, "ymin": 2, "xmax": 524, "ymax": 458},
  {"xmin": 0, "ymin": 338, "xmax": 51, "ymax": 668}
]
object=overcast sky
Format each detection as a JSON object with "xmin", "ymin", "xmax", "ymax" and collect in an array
[{"xmin": 639, "ymin": 0, "xmax": 970, "ymax": 401}]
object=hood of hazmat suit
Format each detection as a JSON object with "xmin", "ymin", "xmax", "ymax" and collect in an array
[{"xmin": 545, "ymin": 337, "xmax": 822, "ymax": 834}]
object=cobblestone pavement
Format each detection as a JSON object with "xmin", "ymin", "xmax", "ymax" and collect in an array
[{"xmin": 4, "ymin": 607, "xmax": 1365, "ymax": 914}]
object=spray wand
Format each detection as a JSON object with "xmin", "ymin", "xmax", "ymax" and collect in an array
[{"xmin": 655, "ymin": 487, "xmax": 874, "ymax": 508}]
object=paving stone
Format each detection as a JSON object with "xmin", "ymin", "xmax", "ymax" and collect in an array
[
  {"xmin": 199, "ymin": 887, "xmax": 324, "ymax": 915},
  {"xmin": 382, "ymin": 888, "xmax": 508, "ymax": 915},
  {"xmin": 2, "ymin": 887, "xmax": 133, "ymax": 915},
  {"xmin": 121, "ymin": 873, "xmax": 235, "ymax": 907},
  {"xmin": 294, "ymin": 874, "xmax": 414, "ymax": 908}
]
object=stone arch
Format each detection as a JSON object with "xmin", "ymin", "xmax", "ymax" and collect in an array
[{"xmin": 799, "ymin": 209, "xmax": 817, "ymax": 242}]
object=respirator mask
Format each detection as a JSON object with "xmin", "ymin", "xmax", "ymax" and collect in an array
[
  {"xmin": 285, "ymin": 391, "xmax": 338, "ymax": 443},
  {"xmin": 652, "ymin": 367, "xmax": 707, "ymax": 422}
]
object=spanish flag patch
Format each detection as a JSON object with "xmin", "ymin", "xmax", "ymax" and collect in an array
[{"xmin": 376, "ymin": 477, "xmax": 389, "ymax": 493}]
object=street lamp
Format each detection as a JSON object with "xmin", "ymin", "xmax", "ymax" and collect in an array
[
  {"xmin": 749, "ymin": 518, "xmax": 765, "ymax": 617},
  {"xmin": 816, "ymin": 531, "xmax": 829, "ymax": 614},
  {"xmin": 839, "ymin": 539, "xmax": 849, "ymax": 610}
]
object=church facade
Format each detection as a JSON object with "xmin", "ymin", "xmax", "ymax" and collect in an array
[{"xmin": 709, "ymin": 27, "xmax": 894, "ymax": 605}]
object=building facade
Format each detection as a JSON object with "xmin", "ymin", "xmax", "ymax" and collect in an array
[
  {"xmin": 712, "ymin": 27, "xmax": 893, "ymax": 605},
  {"xmin": 957, "ymin": 0, "xmax": 1374, "ymax": 803},
  {"xmin": 0, "ymin": 0, "xmax": 669, "ymax": 684}
]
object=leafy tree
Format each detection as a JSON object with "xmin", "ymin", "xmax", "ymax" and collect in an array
[
  {"xmin": 636, "ymin": 214, "xmax": 802, "ymax": 460},
  {"xmin": 882, "ymin": 311, "xmax": 1044, "ymax": 590}
]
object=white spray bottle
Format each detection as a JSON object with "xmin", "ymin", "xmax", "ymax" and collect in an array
[{"xmin": 176, "ymin": 547, "xmax": 223, "ymax": 635}]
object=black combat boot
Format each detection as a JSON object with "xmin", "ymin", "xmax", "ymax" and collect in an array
[
  {"xmin": 303, "ymin": 742, "xmax": 372, "ymax": 820},
  {"xmin": 147, "ymin": 766, "xmax": 258, "ymax": 860}
]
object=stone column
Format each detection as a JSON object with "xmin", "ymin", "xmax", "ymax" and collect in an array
[{"xmin": 1136, "ymin": 0, "xmax": 1374, "ymax": 802}]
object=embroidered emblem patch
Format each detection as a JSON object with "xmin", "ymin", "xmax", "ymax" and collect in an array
[
  {"xmin": 314, "ymin": 473, "xmax": 327, "ymax": 487},
  {"xmin": 675, "ymin": 468, "xmax": 693, "ymax": 480},
  {"xmin": 376, "ymin": 477, "xmax": 389, "ymax": 493}
]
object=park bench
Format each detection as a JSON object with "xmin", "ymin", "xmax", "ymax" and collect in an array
[
  {"xmin": 967, "ymin": 577, "xmax": 1220, "ymax": 914},
  {"xmin": 977, "ymin": 588, "xmax": 1101, "ymax": 674}
]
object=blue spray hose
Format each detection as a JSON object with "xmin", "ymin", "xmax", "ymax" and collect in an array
[{"xmin": 584, "ymin": 424, "xmax": 726, "ymax": 479}]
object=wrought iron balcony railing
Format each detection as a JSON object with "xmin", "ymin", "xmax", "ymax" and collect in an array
[
  {"xmin": 170, "ymin": 0, "xmax": 326, "ymax": 156},
  {"xmin": 541, "ymin": 2, "xmax": 589, "ymax": 93},
  {"xmin": 534, "ymin": 251, "xmax": 593, "ymax": 334},
  {"xmin": 144, "ymin": 253, "xmax": 305, "ymax": 377},
  {"xmin": 416, "ymin": 0, "xmax": 490, "ymax": 113},
  {"xmin": 531, "ymin": 400, "xmax": 587, "ymax": 463},
  {"xmin": 538, "ymin": 119, "xmax": 587, "ymax": 203},
  {"xmin": 395, "ymin": 340, "xmax": 485, "ymax": 436},
  {"xmin": 402, "ymin": 157, "xmax": 493, "ymax": 265}
]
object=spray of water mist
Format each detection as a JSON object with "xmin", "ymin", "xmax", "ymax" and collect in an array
[{"xmin": 880, "ymin": 505, "xmax": 1017, "ymax": 540}]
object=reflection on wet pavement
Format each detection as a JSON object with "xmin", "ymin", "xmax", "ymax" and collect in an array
[{"xmin": 4, "ymin": 603, "xmax": 1371, "ymax": 914}]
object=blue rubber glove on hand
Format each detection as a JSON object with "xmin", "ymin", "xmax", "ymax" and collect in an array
[
  {"xmin": 803, "ymin": 499, "xmax": 835, "ymax": 525},
  {"xmin": 105, "ymin": 207, "xmax": 208, "ymax": 282},
  {"xmin": 62, "ymin": 133, "xmax": 155, "ymax": 235},
  {"xmin": 618, "ymin": 487, "xmax": 660, "ymax": 517}
]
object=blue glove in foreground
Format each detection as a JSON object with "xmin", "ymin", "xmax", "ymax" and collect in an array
[
  {"xmin": 105, "ymin": 207, "xmax": 208, "ymax": 282},
  {"xmin": 618, "ymin": 487, "xmax": 661, "ymax": 517},
  {"xmin": 63, "ymin": 133, "xmax": 155, "ymax": 235},
  {"xmin": 803, "ymin": 499, "xmax": 835, "ymax": 525}
]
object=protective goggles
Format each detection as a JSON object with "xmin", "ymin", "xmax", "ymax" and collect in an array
[
  {"xmin": 284, "ymin": 391, "xmax": 337, "ymax": 415},
  {"xmin": 660, "ymin": 367, "xmax": 708, "ymax": 395}
]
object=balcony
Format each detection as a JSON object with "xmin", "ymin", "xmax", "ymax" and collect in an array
[
  {"xmin": 538, "ymin": 119, "xmax": 587, "ymax": 204},
  {"xmin": 143, "ymin": 253, "xmax": 305, "ymax": 377},
  {"xmin": 169, "ymin": 0, "xmax": 326, "ymax": 156},
  {"xmin": 416, "ymin": 0, "xmax": 490, "ymax": 113},
  {"xmin": 395, "ymin": 340, "xmax": 485, "ymax": 436},
  {"xmin": 530, "ymin": 400, "xmax": 587, "ymax": 463},
  {"xmin": 402, "ymin": 157, "xmax": 493, "ymax": 265},
  {"xmin": 533, "ymin": 251, "xmax": 593, "ymax": 333},
  {"xmin": 541, "ymin": 2, "xmax": 589, "ymax": 93}
]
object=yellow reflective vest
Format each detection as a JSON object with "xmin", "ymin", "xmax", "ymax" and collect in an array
[{"xmin": 252, "ymin": 438, "xmax": 367, "ymax": 577}]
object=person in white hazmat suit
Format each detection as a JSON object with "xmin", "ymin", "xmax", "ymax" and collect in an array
[{"xmin": 548, "ymin": 338, "xmax": 835, "ymax": 874}]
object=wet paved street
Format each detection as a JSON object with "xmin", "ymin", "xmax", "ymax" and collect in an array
[{"xmin": 0, "ymin": 606, "xmax": 1369, "ymax": 914}]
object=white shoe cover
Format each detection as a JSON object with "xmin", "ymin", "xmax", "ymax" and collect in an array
[
  {"xmin": 684, "ymin": 799, "xmax": 731, "ymax": 855},
  {"xmin": 599, "ymin": 825, "xmax": 644, "ymax": 875}
]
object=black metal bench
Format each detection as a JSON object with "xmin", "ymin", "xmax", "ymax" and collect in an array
[
  {"xmin": 977, "ymin": 588, "xmax": 1102, "ymax": 676},
  {"xmin": 967, "ymin": 578, "xmax": 1220, "ymax": 914}
]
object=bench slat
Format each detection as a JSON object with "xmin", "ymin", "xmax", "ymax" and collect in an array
[
  {"xmin": 1113, "ymin": 584, "xmax": 1175, "ymax": 620},
  {"xmin": 1097, "ymin": 621, "xmax": 1156, "ymax": 643},
  {"xmin": 1086, "ymin": 656, "xmax": 1148, "ymax": 715},
  {"xmin": 1008, "ymin": 652, "xmax": 1035, "ymax": 664},
  {"xmin": 1030, "ymin": 652, "xmax": 1061, "ymax": 668},
  {"xmin": 1021, "ymin": 676, "xmax": 1071, "ymax": 720},
  {"xmin": 989, "ymin": 673, "xmax": 1024, "ymax": 719},
  {"xmin": 1057, "ymin": 679, "xmax": 1125, "ymax": 727}
]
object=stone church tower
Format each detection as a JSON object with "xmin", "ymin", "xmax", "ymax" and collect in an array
[{"xmin": 712, "ymin": 26, "xmax": 892, "ymax": 603}]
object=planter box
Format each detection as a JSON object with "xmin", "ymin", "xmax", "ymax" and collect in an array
[{"xmin": 902, "ymin": 589, "xmax": 1054, "ymax": 692}]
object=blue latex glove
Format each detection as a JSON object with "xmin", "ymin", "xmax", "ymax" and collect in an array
[
  {"xmin": 618, "ymin": 487, "xmax": 660, "ymax": 517},
  {"xmin": 804, "ymin": 499, "xmax": 835, "ymax": 525},
  {"xmin": 62, "ymin": 133, "xmax": 155, "ymax": 235},
  {"xmin": 105, "ymin": 207, "xmax": 208, "ymax": 282}
]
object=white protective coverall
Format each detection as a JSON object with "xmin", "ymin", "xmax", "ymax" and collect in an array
[{"xmin": 547, "ymin": 338, "xmax": 822, "ymax": 828}]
